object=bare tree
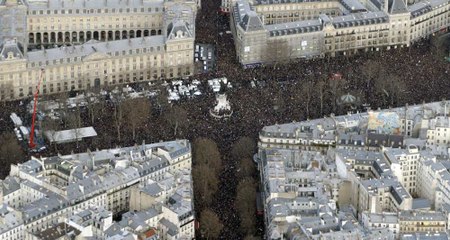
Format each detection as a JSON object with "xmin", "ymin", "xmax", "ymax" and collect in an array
[
  {"xmin": 328, "ymin": 77, "xmax": 347, "ymax": 113},
  {"xmin": 238, "ymin": 157, "xmax": 256, "ymax": 180},
  {"xmin": 112, "ymin": 99, "xmax": 124, "ymax": 142},
  {"xmin": 302, "ymin": 80, "xmax": 314, "ymax": 119},
  {"xmin": 361, "ymin": 59, "xmax": 382, "ymax": 96},
  {"xmin": 0, "ymin": 133, "xmax": 25, "ymax": 178},
  {"xmin": 192, "ymin": 164, "xmax": 219, "ymax": 207},
  {"xmin": 272, "ymin": 91, "xmax": 286, "ymax": 113},
  {"xmin": 231, "ymin": 136, "xmax": 256, "ymax": 160},
  {"xmin": 84, "ymin": 93, "xmax": 101, "ymax": 125},
  {"xmin": 193, "ymin": 138, "xmax": 222, "ymax": 174},
  {"xmin": 200, "ymin": 209, "xmax": 224, "ymax": 239},
  {"xmin": 66, "ymin": 102, "xmax": 82, "ymax": 148},
  {"xmin": 123, "ymin": 98, "xmax": 151, "ymax": 140},
  {"xmin": 41, "ymin": 118, "xmax": 61, "ymax": 152},
  {"xmin": 236, "ymin": 178, "xmax": 257, "ymax": 235},
  {"xmin": 374, "ymin": 74, "xmax": 406, "ymax": 107},
  {"xmin": 59, "ymin": 92, "xmax": 70, "ymax": 128},
  {"xmin": 244, "ymin": 235, "xmax": 260, "ymax": 240},
  {"xmin": 156, "ymin": 85, "xmax": 169, "ymax": 115},
  {"xmin": 164, "ymin": 106, "xmax": 188, "ymax": 136},
  {"xmin": 317, "ymin": 78, "xmax": 327, "ymax": 116}
]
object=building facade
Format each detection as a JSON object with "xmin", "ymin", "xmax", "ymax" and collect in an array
[
  {"xmin": 257, "ymin": 101, "xmax": 450, "ymax": 239},
  {"xmin": 0, "ymin": 0, "xmax": 198, "ymax": 48},
  {"xmin": 231, "ymin": 0, "xmax": 450, "ymax": 66},
  {"xmin": 0, "ymin": 140, "xmax": 194, "ymax": 239},
  {"xmin": 0, "ymin": 0, "xmax": 198, "ymax": 101}
]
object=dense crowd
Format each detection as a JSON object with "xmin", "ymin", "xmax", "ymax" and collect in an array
[{"xmin": 0, "ymin": 0, "xmax": 449, "ymax": 238}]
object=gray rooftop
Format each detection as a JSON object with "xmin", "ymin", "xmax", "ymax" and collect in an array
[
  {"xmin": 364, "ymin": 212, "xmax": 399, "ymax": 224},
  {"xmin": 0, "ymin": 39, "xmax": 24, "ymax": 61},
  {"xmin": 398, "ymin": 211, "xmax": 446, "ymax": 221},
  {"xmin": 253, "ymin": 0, "xmax": 325, "ymax": 4},
  {"xmin": 142, "ymin": 182, "xmax": 164, "ymax": 197},
  {"xmin": 24, "ymin": 0, "xmax": 164, "ymax": 11},
  {"xmin": 0, "ymin": 205, "xmax": 23, "ymax": 234},
  {"xmin": 411, "ymin": 198, "xmax": 431, "ymax": 210},
  {"xmin": 409, "ymin": 0, "xmax": 449, "ymax": 18},
  {"xmin": 401, "ymin": 232, "xmax": 449, "ymax": 240},
  {"xmin": 267, "ymin": 19, "xmax": 323, "ymax": 36},
  {"xmin": 160, "ymin": 218, "xmax": 179, "ymax": 236},
  {"xmin": 332, "ymin": 11, "xmax": 388, "ymax": 28},
  {"xmin": 26, "ymin": 36, "xmax": 165, "ymax": 64},
  {"xmin": 361, "ymin": 177, "xmax": 412, "ymax": 205},
  {"xmin": 388, "ymin": 0, "xmax": 408, "ymax": 14},
  {"xmin": 340, "ymin": 0, "xmax": 366, "ymax": 12}
]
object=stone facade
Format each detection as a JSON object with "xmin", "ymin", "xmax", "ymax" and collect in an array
[
  {"xmin": 231, "ymin": 0, "xmax": 450, "ymax": 66},
  {"xmin": 0, "ymin": 0, "xmax": 198, "ymax": 101}
]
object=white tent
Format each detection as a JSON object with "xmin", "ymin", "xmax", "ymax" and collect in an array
[{"xmin": 45, "ymin": 127, "xmax": 97, "ymax": 144}]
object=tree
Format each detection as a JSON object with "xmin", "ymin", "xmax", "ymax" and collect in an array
[
  {"xmin": 272, "ymin": 91, "xmax": 286, "ymax": 113},
  {"xmin": 238, "ymin": 157, "xmax": 256, "ymax": 180},
  {"xmin": 65, "ymin": 103, "xmax": 82, "ymax": 148},
  {"xmin": 192, "ymin": 164, "xmax": 219, "ymax": 207},
  {"xmin": 200, "ymin": 209, "xmax": 223, "ymax": 239},
  {"xmin": 231, "ymin": 136, "xmax": 255, "ymax": 160},
  {"xmin": 360, "ymin": 59, "xmax": 382, "ymax": 100},
  {"xmin": 328, "ymin": 77, "xmax": 347, "ymax": 114},
  {"xmin": 374, "ymin": 74, "xmax": 406, "ymax": 107},
  {"xmin": 301, "ymin": 80, "xmax": 314, "ymax": 119},
  {"xmin": 123, "ymin": 98, "xmax": 151, "ymax": 141},
  {"xmin": 156, "ymin": 85, "xmax": 169, "ymax": 115},
  {"xmin": 113, "ymin": 100, "xmax": 124, "ymax": 142},
  {"xmin": 59, "ymin": 92, "xmax": 70, "ymax": 128},
  {"xmin": 40, "ymin": 118, "xmax": 61, "ymax": 152},
  {"xmin": 193, "ymin": 138, "xmax": 222, "ymax": 174},
  {"xmin": 317, "ymin": 78, "xmax": 327, "ymax": 117},
  {"xmin": 0, "ymin": 133, "xmax": 25, "ymax": 178},
  {"xmin": 84, "ymin": 92, "xmax": 102, "ymax": 125},
  {"xmin": 236, "ymin": 178, "xmax": 257, "ymax": 235},
  {"xmin": 164, "ymin": 106, "xmax": 188, "ymax": 136},
  {"xmin": 244, "ymin": 235, "xmax": 260, "ymax": 240}
]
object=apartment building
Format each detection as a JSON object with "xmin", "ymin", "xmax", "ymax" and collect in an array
[
  {"xmin": 257, "ymin": 101, "xmax": 450, "ymax": 239},
  {"xmin": 231, "ymin": 0, "xmax": 450, "ymax": 66},
  {"xmin": 0, "ymin": 0, "xmax": 197, "ymax": 101},
  {"xmin": 383, "ymin": 146, "xmax": 421, "ymax": 195},
  {"xmin": 398, "ymin": 211, "xmax": 447, "ymax": 233},
  {"xmin": 416, "ymin": 157, "xmax": 450, "ymax": 209},
  {"xmin": 362, "ymin": 211, "xmax": 400, "ymax": 238},
  {"xmin": 0, "ymin": 0, "xmax": 198, "ymax": 47},
  {"xmin": 425, "ymin": 116, "xmax": 450, "ymax": 156},
  {"xmin": 0, "ymin": 140, "xmax": 194, "ymax": 240}
]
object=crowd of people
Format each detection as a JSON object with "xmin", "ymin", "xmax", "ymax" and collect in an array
[{"xmin": 0, "ymin": 0, "xmax": 449, "ymax": 238}]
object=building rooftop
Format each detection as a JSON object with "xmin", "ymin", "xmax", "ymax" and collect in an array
[
  {"xmin": 398, "ymin": 211, "xmax": 446, "ymax": 221},
  {"xmin": 26, "ymin": 36, "xmax": 165, "ymax": 64},
  {"xmin": 401, "ymin": 232, "xmax": 449, "ymax": 240},
  {"xmin": 32, "ymin": 222, "xmax": 80, "ymax": 239},
  {"xmin": 0, "ymin": 205, "xmax": 23, "ymax": 234},
  {"xmin": 364, "ymin": 212, "xmax": 399, "ymax": 224},
  {"xmin": 409, "ymin": 0, "xmax": 449, "ymax": 18},
  {"xmin": 44, "ymin": 127, "xmax": 97, "ymax": 144},
  {"xmin": 24, "ymin": 0, "xmax": 164, "ymax": 10}
]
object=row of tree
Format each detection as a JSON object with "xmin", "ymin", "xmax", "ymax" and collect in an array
[
  {"xmin": 232, "ymin": 137, "xmax": 259, "ymax": 238},
  {"xmin": 193, "ymin": 136, "xmax": 260, "ymax": 239},
  {"xmin": 193, "ymin": 138, "xmax": 223, "ymax": 239}
]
